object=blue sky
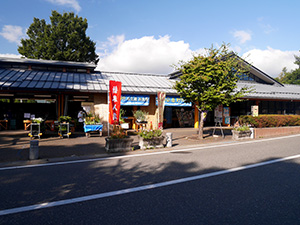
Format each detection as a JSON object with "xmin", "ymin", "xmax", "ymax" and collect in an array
[{"xmin": 0, "ymin": 0, "xmax": 299, "ymax": 77}]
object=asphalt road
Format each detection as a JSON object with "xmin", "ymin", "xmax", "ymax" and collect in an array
[{"xmin": 1, "ymin": 134, "xmax": 300, "ymax": 224}]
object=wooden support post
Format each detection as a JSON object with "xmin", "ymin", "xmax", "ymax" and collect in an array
[
  {"xmin": 194, "ymin": 103, "xmax": 199, "ymax": 129},
  {"xmin": 57, "ymin": 94, "xmax": 65, "ymax": 119}
]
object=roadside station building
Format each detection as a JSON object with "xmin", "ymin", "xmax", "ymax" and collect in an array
[{"xmin": 1, "ymin": 57, "xmax": 300, "ymax": 132}]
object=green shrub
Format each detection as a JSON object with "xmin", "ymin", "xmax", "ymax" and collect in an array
[
  {"xmin": 139, "ymin": 129, "xmax": 162, "ymax": 139},
  {"xmin": 85, "ymin": 114, "xmax": 102, "ymax": 125},
  {"xmin": 31, "ymin": 117, "xmax": 44, "ymax": 123},
  {"xmin": 234, "ymin": 125, "xmax": 250, "ymax": 131},
  {"xmin": 59, "ymin": 116, "xmax": 72, "ymax": 123},
  {"xmin": 239, "ymin": 115, "xmax": 300, "ymax": 128},
  {"xmin": 133, "ymin": 110, "xmax": 149, "ymax": 122}
]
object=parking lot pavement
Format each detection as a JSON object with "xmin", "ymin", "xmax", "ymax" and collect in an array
[{"xmin": 0, "ymin": 127, "xmax": 233, "ymax": 164}]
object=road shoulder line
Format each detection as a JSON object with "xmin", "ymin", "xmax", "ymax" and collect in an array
[{"xmin": 1, "ymin": 153, "xmax": 300, "ymax": 216}]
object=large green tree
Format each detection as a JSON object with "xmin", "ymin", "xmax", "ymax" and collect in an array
[
  {"xmin": 18, "ymin": 11, "xmax": 99, "ymax": 64},
  {"xmin": 174, "ymin": 44, "xmax": 250, "ymax": 139},
  {"xmin": 276, "ymin": 53, "xmax": 300, "ymax": 84},
  {"xmin": 276, "ymin": 68, "xmax": 300, "ymax": 84},
  {"xmin": 294, "ymin": 53, "xmax": 300, "ymax": 67}
]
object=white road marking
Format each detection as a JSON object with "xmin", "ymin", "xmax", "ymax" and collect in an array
[
  {"xmin": 1, "ymin": 153, "xmax": 300, "ymax": 216},
  {"xmin": 1, "ymin": 133, "xmax": 300, "ymax": 171}
]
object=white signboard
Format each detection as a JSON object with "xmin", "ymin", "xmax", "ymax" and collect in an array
[
  {"xmin": 214, "ymin": 105, "xmax": 223, "ymax": 122},
  {"xmin": 251, "ymin": 105, "xmax": 259, "ymax": 117}
]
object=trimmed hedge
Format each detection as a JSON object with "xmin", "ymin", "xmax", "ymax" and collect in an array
[{"xmin": 239, "ymin": 115, "xmax": 300, "ymax": 128}]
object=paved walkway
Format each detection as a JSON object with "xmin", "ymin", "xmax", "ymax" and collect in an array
[{"xmin": 0, "ymin": 127, "xmax": 233, "ymax": 165}]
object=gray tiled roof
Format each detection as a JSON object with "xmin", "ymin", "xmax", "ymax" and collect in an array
[
  {"xmin": 237, "ymin": 82, "xmax": 300, "ymax": 100},
  {"xmin": 0, "ymin": 67, "xmax": 177, "ymax": 95},
  {"xmin": 0, "ymin": 68, "xmax": 107, "ymax": 93},
  {"xmin": 101, "ymin": 71, "xmax": 177, "ymax": 95},
  {"xmin": 2, "ymin": 65, "xmax": 300, "ymax": 100},
  {"xmin": 0, "ymin": 57, "xmax": 96, "ymax": 69}
]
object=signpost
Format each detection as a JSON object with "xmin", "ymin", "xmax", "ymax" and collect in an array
[
  {"xmin": 213, "ymin": 105, "xmax": 224, "ymax": 138},
  {"xmin": 251, "ymin": 105, "xmax": 259, "ymax": 117},
  {"xmin": 223, "ymin": 107, "xmax": 230, "ymax": 125}
]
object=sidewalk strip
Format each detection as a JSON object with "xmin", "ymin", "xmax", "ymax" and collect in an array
[
  {"xmin": 1, "ymin": 133, "xmax": 300, "ymax": 171},
  {"xmin": 1, "ymin": 153, "xmax": 300, "ymax": 216}
]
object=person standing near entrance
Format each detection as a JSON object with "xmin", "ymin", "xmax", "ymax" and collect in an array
[{"xmin": 77, "ymin": 107, "xmax": 86, "ymax": 131}]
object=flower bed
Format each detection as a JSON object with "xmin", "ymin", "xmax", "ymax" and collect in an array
[
  {"xmin": 105, "ymin": 125, "xmax": 133, "ymax": 152},
  {"xmin": 139, "ymin": 136, "xmax": 165, "ymax": 149},
  {"xmin": 236, "ymin": 115, "xmax": 300, "ymax": 139},
  {"xmin": 232, "ymin": 130, "xmax": 252, "ymax": 140},
  {"xmin": 138, "ymin": 129, "xmax": 165, "ymax": 149},
  {"xmin": 232, "ymin": 124, "xmax": 252, "ymax": 140},
  {"xmin": 239, "ymin": 115, "xmax": 300, "ymax": 128}
]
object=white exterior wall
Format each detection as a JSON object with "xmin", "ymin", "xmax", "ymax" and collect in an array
[{"xmin": 94, "ymin": 93, "xmax": 109, "ymax": 134}]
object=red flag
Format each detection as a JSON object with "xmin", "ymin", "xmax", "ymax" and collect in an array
[{"xmin": 109, "ymin": 80, "xmax": 122, "ymax": 124}]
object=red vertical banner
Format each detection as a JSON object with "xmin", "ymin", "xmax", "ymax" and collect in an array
[
  {"xmin": 157, "ymin": 91, "xmax": 166, "ymax": 129},
  {"xmin": 109, "ymin": 80, "xmax": 122, "ymax": 124}
]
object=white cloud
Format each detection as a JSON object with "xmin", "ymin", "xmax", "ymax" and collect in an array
[
  {"xmin": 0, "ymin": 53, "xmax": 21, "ymax": 58},
  {"xmin": 233, "ymin": 30, "xmax": 252, "ymax": 44},
  {"xmin": 97, "ymin": 35, "xmax": 125, "ymax": 58},
  {"xmin": 97, "ymin": 35, "xmax": 195, "ymax": 74},
  {"xmin": 45, "ymin": 0, "xmax": 81, "ymax": 12},
  {"xmin": 0, "ymin": 25, "xmax": 24, "ymax": 44},
  {"xmin": 98, "ymin": 35, "xmax": 299, "ymax": 78},
  {"xmin": 242, "ymin": 47, "xmax": 299, "ymax": 77}
]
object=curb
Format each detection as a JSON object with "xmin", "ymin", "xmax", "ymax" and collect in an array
[{"xmin": 0, "ymin": 138, "xmax": 239, "ymax": 169}]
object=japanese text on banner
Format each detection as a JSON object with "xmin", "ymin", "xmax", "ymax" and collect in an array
[{"xmin": 109, "ymin": 80, "xmax": 122, "ymax": 124}]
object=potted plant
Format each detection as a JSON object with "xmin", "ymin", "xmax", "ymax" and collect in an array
[
  {"xmin": 29, "ymin": 117, "xmax": 44, "ymax": 139},
  {"xmin": 58, "ymin": 116, "xmax": 72, "ymax": 123},
  {"xmin": 232, "ymin": 125, "xmax": 252, "ymax": 140},
  {"xmin": 138, "ymin": 129, "xmax": 165, "ymax": 149},
  {"xmin": 84, "ymin": 114, "xmax": 103, "ymax": 137},
  {"xmin": 105, "ymin": 125, "xmax": 134, "ymax": 152},
  {"xmin": 85, "ymin": 114, "xmax": 102, "ymax": 125},
  {"xmin": 31, "ymin": 117, "xmax": 44, "ymax": 123},
  {"xmin": 133, "ymin": 110, "xmax": 148, "ymax": 123},
  {"xmin": 119, "ymin": 109, "xmax": 129, "ymax": 129},
  {"xmin": 58, "ymin": 116, "xmax": 72, "ymax": 138}
]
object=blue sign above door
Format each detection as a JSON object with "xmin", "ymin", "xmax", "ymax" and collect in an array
[
  {"xmin": 156, "ymin": 96, "xmax": 192, "ymax": 107},
  {"xmin": 121, "ymin": 94, "xmax": 150, "ymax": 106}
]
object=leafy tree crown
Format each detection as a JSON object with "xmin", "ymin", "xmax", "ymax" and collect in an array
[
  {"xmin": 18, "ymin": 10, "xmax": 99, "ymax": 64},
  {"xmin": 276, "ymin": 51, "xmax": 300, "ymax": 85},
  {"xmin": 174, "ymin": 43, "xmax": 250, "ymax": 112}
]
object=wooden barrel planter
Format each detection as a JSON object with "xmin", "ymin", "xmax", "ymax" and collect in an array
[{"xmin": 105, "ymin": 137, "xmax": 134, "ymax": 152}]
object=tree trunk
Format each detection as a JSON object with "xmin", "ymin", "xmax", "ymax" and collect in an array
[{"xmin": 198, "ymin": 110, "xmax": 204, "ymax": 139}]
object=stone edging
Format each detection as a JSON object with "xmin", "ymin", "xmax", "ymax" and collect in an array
[{"xmin": 254, "ymin": 126, "xmax": 300, "ymax": 139}]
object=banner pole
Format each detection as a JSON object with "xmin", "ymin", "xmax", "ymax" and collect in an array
[{"xmin": 107, "ymin": 86, "xmax": 110, "ymax": 137}]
